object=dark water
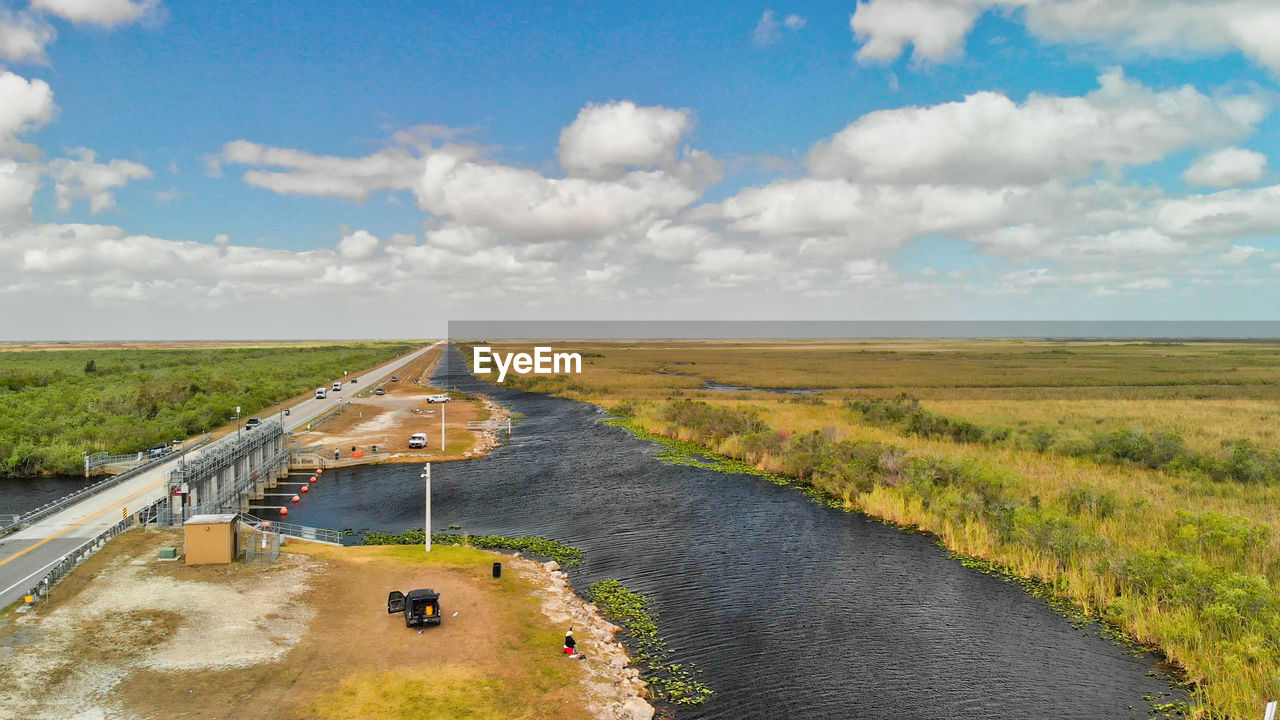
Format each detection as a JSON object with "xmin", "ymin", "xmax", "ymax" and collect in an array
[
  {"xmin": 0, "ymin": 475, "xmax": 92, "ymax": 516},
  {"xmin": 283, "ymin": 346, "xmax": 1184, "ymax": 719}
]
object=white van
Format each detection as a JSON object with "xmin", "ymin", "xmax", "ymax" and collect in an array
[
  {"xmin": 315, "ymin": 387, "xmax": 327, "ymax": 399},
  {"xmin": 332, "ymin": 381, "xmax": 342, "ymax": 392},
  {"xmin": 408, "ymin": 433, "xmax": 428, "ymax": 449},
  {"xmin": 427, "ymin": 394, "xmax": 450, "ymax": 403}
]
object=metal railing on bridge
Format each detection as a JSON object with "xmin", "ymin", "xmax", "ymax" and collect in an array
[
  {"xmin": 83, "ymin": 433, "xmax": 212, "ymax": 475},
  {"xmin": 24, "ymin": 496, "xmax": 165, "ymax": 603},
  {"xmin": 1, "ymin": 450, "xmax": 191, "ymax": 538},
  {"xmin": 238, "ymin": 513, "xmax": 343, "ymax": 546}
]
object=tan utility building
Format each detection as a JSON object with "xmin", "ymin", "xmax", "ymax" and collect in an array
[{"xmin": 184, "ymin": 514, "xmax": 239, "ymax": 565}]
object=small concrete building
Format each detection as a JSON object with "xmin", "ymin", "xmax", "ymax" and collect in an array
[{"xmin": 184, "ymin": 514, "xmax": 239, "ymax": 565}]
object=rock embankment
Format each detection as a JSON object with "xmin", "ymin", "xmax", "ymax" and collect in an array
[{"xmin": 512, "ymin": 556, "xmax": 657, "ymax": 720}]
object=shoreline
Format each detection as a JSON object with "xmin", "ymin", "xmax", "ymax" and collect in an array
[{"xmin": 512, "ymin": 553, "xmax": 657, "ymax": 720}]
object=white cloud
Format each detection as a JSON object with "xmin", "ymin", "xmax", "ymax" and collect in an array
[
  {"xmin": 1183, "ymin": 147, "xmax": 1267, "ymax": 188},
  {"xmin": 851, "ymin": 0, "xmax": 981, "ymax": 63},
  {"xmin": 1157, "ymin": 185, "xmax": 1280, "ymax": 238},
  {"xmin": 1120, "ymin": 277, "xmax": 1171, "ymax": 290},
  {"xmin": 642, "ymin": 220, "xmax": 717, "ymax": 262},
  {"xmin": 850, "ymin": 1, "xmax": 1280, "ymax": 74},
  {"xmin": 719, "ymin": 178, "xmax": 1016, "ymax": 242},
  {"xmin": 0, "ymin": 158, "xmax": 41, "ymax": 227},
  {"xmin": 843, "ymin": 258, "xmax": 891, "ymax": 284},
  {"xmin": 47, "ymin": 147, "xmax": 152, "ymax": 213},
  {"xmin": 557, "ymin": 101, "xmax": 692, "ymax": 180},
  {"xmin": 0, "ymin": 10, "xmax": 55, "ymax": 63},
  {"xmin": 30, "ymin": 0, "xmax": 158, "ymax": 27},
  {"xmin": 753, "ymin": 10, "xmax": 781, "ymax": 46},
  {"xmin": 808, "ymin": 70, "xmax": 1266, "ymax": 186},
  {"xmin": 416, "ymin": 150, "xmax": 702, "ymax": 241},
  {"xmin": 336, "ymin": 229, "xmax": 381, "ymax": 260},
  {"xmin": 0, "ymin": 71, "xmax": 55, "ymax": 152},
  {"xmin": 223, "ymin": 141, "xmax": 424, "ymax": 201},
  {"xmin": 753, "ymin": 9, "xmax": 806, "ymax": 46}
]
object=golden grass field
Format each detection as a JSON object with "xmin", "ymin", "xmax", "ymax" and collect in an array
[{"xmin": 469, "ymin": 338, "xmax": 1280, "ymax": 719}]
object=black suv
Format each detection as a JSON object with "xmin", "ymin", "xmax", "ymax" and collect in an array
[{"xmin": 388, "ymin": 589, "xmax": 441, "ymax": 627}]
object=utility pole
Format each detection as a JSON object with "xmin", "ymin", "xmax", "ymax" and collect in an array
[
  {"xmin": 441, "ymin": 401, "xmax": 446, "ymax": 452},
  {"xmin": 420, "ymin": 463, "xmax": 431, "ymax": 552}
]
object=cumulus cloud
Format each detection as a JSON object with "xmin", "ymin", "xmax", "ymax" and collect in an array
[
  {"xmin": 223, "ymin": 141, "xmax": 425, "ymax": 201},
  {"xmin": 336, "ymin": 229, "xmax": 381, "ymax": 260},
  {"xmin": 0, "ymin": 10, "xmax": 55, "ymax": 63},
  {"xmin": 0, "ymin": 71, "xmax": 55, "ymax": 153},
  {"xmin": 784, "ymin": 14, "xmax": 806, "ymax": 30},
  {"xmin": 417, "ymin": 150, "xmax": 702, "ymax": 241},
  {"xmin": 1157, "ymin": 185, "xmax": 1280, "ymax": 238},
  {"xmin": 1183, "ymin": 147, "xmax": 1267, "ymax": 188},
  {"xmin": 852, "ymin": 0, "xmax": 980, "ymax": 63},
  {"xmin": 557, "ymin": 101, "xmax": 692, "ymax": 180},
  {"xmin": 30, "ymin": 0, "xmax": 159, "ymax": 27},
  {"xmin": 47, "ymin": 148, "xmax": 152, "ymax": 213},
  {"xmin": 808, "ymin": 70, "xmax": 1266, "ymax": 186},
  {"xmin": 850, "ymin": 0, "xmax": 1280, "ymax": 73}
]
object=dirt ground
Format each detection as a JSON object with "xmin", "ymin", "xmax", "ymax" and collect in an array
[
  {"xmin": 0, "ymin": 529, "xmax": 600, "ymax": 720},
  {"xmin": 294, "ymin": 346, "xmax": 510, "ymax": 465}
]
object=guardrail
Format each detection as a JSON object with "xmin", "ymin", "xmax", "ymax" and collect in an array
[
  {"xmin": 83, "ymin": 433, "xmax": 212, "ymax": 475},
  {"xmin": 1, "ymin": 450, "xmax": 190, "ymax": 539},
  {"xmin": 303, "ymin": 401, "xmax": 349, "ymax": 430},
  {"xmin": 238, "ymin": 512, "xmax": 343, "ymax": 546},
  {"xmin": 25, "ymin": 497, "xmax": 165, "ymax": 603}
]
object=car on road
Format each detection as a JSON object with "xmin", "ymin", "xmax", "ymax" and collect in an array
[
  {"xmin": 351, "ymin": 377, "xmax": 358, "ymax": 384},
  {"xmin": 147, "ymin": 444, "xmax": 172, "ymax": 458},
  {"xmin": 315, "ymin": 387, "xmax": 327, "ymax": 399},
  {"xmin": 332, "ymin": 382, "xmax": 342, "ymax": 391},
  {"xmin": 408, "ymin": 433, "xmax": 428, "ymax": 449},
  {"xmin": 245, "ymin": 418, "xmax": 262, "ymax": 430},
  {"xmin": 374, "ymin": 388, "xmax": 385, "ymax": 395},
  {"xmin": 427, "ymin": 394, "xmax": 450, "ymax": 403},
  {"xmin": 390, "ymin": 375, "xmax": 398, "ymax": 382}
]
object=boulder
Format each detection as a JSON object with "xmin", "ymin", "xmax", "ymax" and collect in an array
[
  {"xmin": 620, "ymin": 698, "xmax": 655, "ymax": 720},
  {"xmin": 543, "ymin": 560, "xmax": 560, "ymax": 572}
]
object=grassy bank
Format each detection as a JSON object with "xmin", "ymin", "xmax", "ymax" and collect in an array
[
  {"xmin": 0, "ymin": 342, "xmax": 417, "ymax": 475},
  {"xmin": 464, "ymin": 339, "xmax": 1280, "ymax": 719}
]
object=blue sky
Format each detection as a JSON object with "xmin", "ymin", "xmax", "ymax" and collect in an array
[{"xmin": 2, "ymin": 0, "xmax": 1280, "ymax": 338}]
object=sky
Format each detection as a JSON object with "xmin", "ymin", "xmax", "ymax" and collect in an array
[{"xmin": 2, "ymin": 0, "xmax": 1280, "ymax": 339}]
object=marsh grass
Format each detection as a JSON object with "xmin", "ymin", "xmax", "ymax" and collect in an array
[{"xmin": 471, "ymin": 339, "xmax": 1280, "ymax": 719}]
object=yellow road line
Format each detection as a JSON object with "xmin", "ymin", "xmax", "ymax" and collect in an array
[{"xmin": 0, "ymin": 476, "xmax": 166, "ymax": 568}]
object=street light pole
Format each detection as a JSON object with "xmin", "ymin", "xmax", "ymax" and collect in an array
[
  {"xmin": 420, "ymin": 463, "xmax": 432, "ymax": 552},
  {"xmin": 441, "ymin": 401, "xmax": 446, "ymax": 452}
]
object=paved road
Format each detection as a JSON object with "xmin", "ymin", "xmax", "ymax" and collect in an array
[{"xmin": 0, "ymin": 341, "xmax": 442, "ymax": 610}]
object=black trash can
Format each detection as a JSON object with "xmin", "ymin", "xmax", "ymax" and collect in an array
[{"xmin": 492, "ymin": 562, "xmax": 502, "ymax": 578}]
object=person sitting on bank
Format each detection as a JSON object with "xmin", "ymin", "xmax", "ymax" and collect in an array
[{"xmin": 563, "ymin": 629, "xmax": 576, "ymax": 656}]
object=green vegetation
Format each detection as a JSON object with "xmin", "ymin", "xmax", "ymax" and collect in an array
[
  {"xmin": 847, "ymin": 394, "xmax": 1280, "ymax": 485},
  {"xmin": 585, "ymin": 579, "xmax": 713, "ymax": 706},
  {"xmin": 0, "ymin": 343, "xmax": 414, "ymax": 476},
  {"xmin": 462, "ymin": 339, "xmax": 1280, "ymax": 718},
  {"xmin": 363, "ymin": 530, "xmax": 584, "ymax": 568}
]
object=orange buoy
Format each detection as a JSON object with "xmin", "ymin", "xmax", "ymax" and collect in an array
[
  {"xmin": 279, "ymin": 507, "xmax": 288, "ymax": 516},
  {"xmin": 309, "ymin": 476, "xmax": 317, "ymax": 483},
  {"xmin": 300, "ymin": 485, "xmax": 309, "ymax": 493},
  {"xmin": 291, "ymin": 495, "xmax": 300, "ymax": 503},
  {"xmin": 316, "ymin": 469, "xmax": 323, "ymax": 475}
]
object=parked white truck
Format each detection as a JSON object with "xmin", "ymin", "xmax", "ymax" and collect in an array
[
  {"xmin": 427, "ymin": 394, "xmax": 450, "ymax": 403},
  {"xmin": 408, "ymin": 433, "xmax": 428, "ymax": 449}
]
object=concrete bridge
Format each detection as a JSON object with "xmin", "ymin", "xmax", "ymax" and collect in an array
[{"xmin": 0, "ymin": 341, "xmax": 442, "ymax": 611}]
